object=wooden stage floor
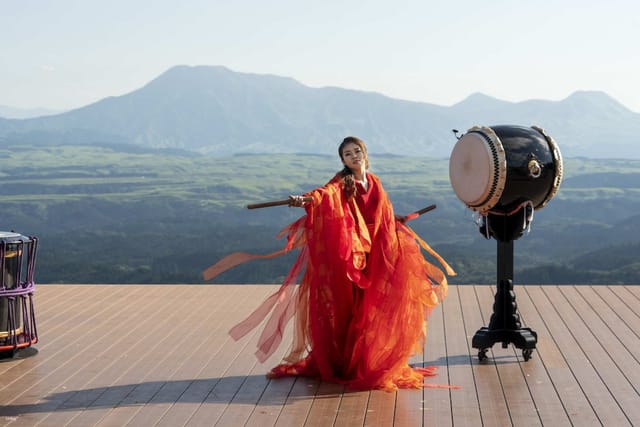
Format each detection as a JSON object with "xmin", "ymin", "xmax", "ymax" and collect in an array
[{"xmin": 1, "ymin": 284, "xmax": 639, "ymax": 426}]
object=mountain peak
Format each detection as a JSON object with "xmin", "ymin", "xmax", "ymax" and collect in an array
[
  {"xmin": 565, "ymin": 90, "xmax": 614, "ymax": 101},
  {"xmin": 149, "ymin": 64, "xmax": 300, "ymax": 88},
  {"xmin": 565, "ymin": 90, "xmax": 627, "ymax": 109},
  {"xmin": 453, "ymin": 92, "xmax": 507, "ymax": 107},
  {"xmin": 563, "ymin": 90, "xmax": 630, "ymax": 111}
]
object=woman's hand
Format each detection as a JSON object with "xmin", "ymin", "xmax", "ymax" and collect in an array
[
  {"xmin": 395, "ymin": 214, "xmax": 407, "ymax": 224},
  {"xmin": 288, "ymin": 195, "xmax": 307, "ymax": 207}
]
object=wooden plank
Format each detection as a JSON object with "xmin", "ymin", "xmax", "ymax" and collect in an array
[
  {"xmin": 560, "ymin": 286, "xmax": 640, "ymax": 425},
  {"xmin": 0, "ymin": 285, "xmax": 117, "ymax": 379},
  {"xmin": 463, "ymin": 284, "xmax": 512, "ymax": 427},
  {"xmin": 393, "ymin": 351, "xmax": 425, "ymax": 427},
  {"xmin": 31, "ymin": 284, "xmax": 90, "ymax": 319},
  {"xmin": 0, "ymin": 285, "xmax": 147, "ymax": 419},
  {"xmin": 215, "ymin": 375, "xmax": 272, "ymax": 427},
  {"xmin": 240, "ymin": 320, "xmax": 302, "ymax": 427},
  {"xmin": 363, "ymin": 389, "xmax": 395, "ymax": 427},
  {"xmin": 592, "ymin": 286, "xmax": 640, "ymax": 353},
  {"xmin": 32, "ymin": 285, "xmax": 132, "ymax": 352},
  {"xmin": 59, "ymin": 286, "xmax": 202, "ymax": 426},
  {"xmin": 525, "ymin": 286, "xmax": 603, "ymax": 425},
  {"xmin": 115, "ymin": 285, "xmax": 270, "ymax": 427},
  {"xmin": 213, "ymin": 335, "xmax": 287, "ymax": 427},
  {"xmin": 28, "ymin": 284, "xmax": 77, "ymax": 319},
  {"xmin": 217, "ymin": 285, "xmax": 308, "ymax": 427},
  {"xmin": 150, "ymin": 287, "xmax": 288, "ymax": 427},
  {"xmin": 125, "ymin": 286, "xmax": 266, "ymax": 427},
  {"xmin": 538, "ymin": 286, "xmax": 630, "ymax": 426},
  {"xmin": 62, "ymin": 285, "xmax": 223, "ymax": 426},
  {"xmin": 422, "ymin": 303, "xmax": 453, "ymax": 427},
  {"xmin": 1, "ymin": 286, "xmax": 145, "ymax": 425},
  {"xmin": 487, "ymin": 282, "xmax": 542, "ymax": 427},
  {"xmin": 1, "ymin": 284, "xmax": 639, "ymax": 427},
  {"xmin": 242, "ymin": 295, "xmax": 318, "ymax": 427},
  {"xmin": 244, "ymin": 377, "xmax": 296, "ymax": 427},
  {"xmin": 274, "ymin": 377, "xmax": 319, "ymax": 427},
  {"xmin": 442, "ymin": 285, "xmax": 483, "ymax": 425},
  {"xmin": 607, "ymin": 286, "xmax": 640, "ymax": 332},
  {"xmin": 34, "ymin": 286, "xmax": 180, "ymax": 426},
  {"xmin": 302, "ymin": 381, "xmax": 344, "ymax": 427},
  {"xmin": 516, "ymin": 286, "xmax": 572, "ymax": 427},
  {"xmin": 33, "ymin": 285, "xmax": 114, "ymax": 332},
  {"xmin": 3, "ymin": 286, "xmax": 116, "ymax": 378},
  {"xmin": 33, "ymin": 285, "xmax": 196, "ymax": 426},
  {"xmin": 124, "ymin": 286, "xmax": 251, "ymax": 426},
  {"xmin": 623, "ymin": 285, "xmax": 640, "ymax": 299},
  {"xmin": 334, "ymin": 390, "xmax": 370, "ymax": 427},
  {"xmin": 183, "ymin": 286, "xmax": 281, "ymax": 427}
]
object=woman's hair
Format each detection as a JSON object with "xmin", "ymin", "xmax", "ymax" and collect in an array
[{"xmin": 338, "ymin": 136, "xmax": 369, "ymax": 200}]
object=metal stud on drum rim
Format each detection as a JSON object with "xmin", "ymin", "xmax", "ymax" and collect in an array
[{"xmin": 532, "ymin": 125, "xmax": 564, "ymax": 210}]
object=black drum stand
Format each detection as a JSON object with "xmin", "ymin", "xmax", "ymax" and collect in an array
[{"xmin": 472, "ymin": 208, "xmax": 537, "ymax": 361}]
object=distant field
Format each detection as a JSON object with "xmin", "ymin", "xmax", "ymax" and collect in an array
[{"xmin": 1, "ymin": 143, "xmax": 639, "ymax": 284}]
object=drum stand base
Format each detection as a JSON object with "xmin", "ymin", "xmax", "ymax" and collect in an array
[{"xmin": 472, "ymin": 240, "xmax": 538, "ymax": 361}]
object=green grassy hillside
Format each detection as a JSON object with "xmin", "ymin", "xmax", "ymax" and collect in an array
[{"xmin": 2, "ymin": 143, "xmax": 639, "ymax": 284}]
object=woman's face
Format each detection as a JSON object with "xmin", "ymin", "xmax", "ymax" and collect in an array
[{"xmin": 340, "ymin": 142, "xmax": 367, "ymax": 172}]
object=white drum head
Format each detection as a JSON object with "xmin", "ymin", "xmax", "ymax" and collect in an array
[{"xmin": 449, "ymin": 132, "xmax": 494, "ymax": 207}]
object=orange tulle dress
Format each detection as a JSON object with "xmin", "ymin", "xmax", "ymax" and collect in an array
[{"xmin": 204, "ymin": 172, "xmax": 456, "ymax": 391}]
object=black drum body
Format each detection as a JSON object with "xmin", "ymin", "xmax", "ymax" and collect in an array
[
  {"xmin": 1, "ymin": 231, "xmax": 39, "ymax": 355},
  {"xmin": 449, "ymin": 125, "xmax": 563, "ymax": 215}
]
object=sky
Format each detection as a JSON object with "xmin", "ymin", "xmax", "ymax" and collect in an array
[{"xmin": 2, "ymin": 0, "xmax": 640, "ymax": 113}]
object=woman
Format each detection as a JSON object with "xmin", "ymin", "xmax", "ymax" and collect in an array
[{"xmin": 205, "ymin": 136, "xmax": 455, "ymax": 391}]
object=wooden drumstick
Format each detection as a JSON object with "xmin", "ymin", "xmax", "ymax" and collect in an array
[
  {"xmin": 401, "ymin": 204, "xmax": 437, "ymax": 222},
  {"xmin": 247, "ymin": 196, "xmax": 313, "ymax": 209}
]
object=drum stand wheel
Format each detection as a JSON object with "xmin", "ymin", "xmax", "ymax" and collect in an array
[
  {"xmin": 478, "ymin": 348, "xmax": 534, "ymax": 362},
  {"xmin": 475, "ymin": 348, "xmax": 534, "ymax": 362},
  {"xmin": 478, "ymin": 348, "xmax": 488, "ymax": 362}
]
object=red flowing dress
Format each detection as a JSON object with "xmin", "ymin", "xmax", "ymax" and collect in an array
[{"xmin": 206, "ymin": 172, "xmax": 455, "ymax": 391}]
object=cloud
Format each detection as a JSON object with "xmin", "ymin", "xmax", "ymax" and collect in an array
[{"xmin": 39, "ymin": 65, "xmax": 55, "ymax": 72}]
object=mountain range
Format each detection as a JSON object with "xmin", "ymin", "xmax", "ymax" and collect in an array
[{"xmin": 1, "ymin": 65, "xmax": 639, "ymax": 159}]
